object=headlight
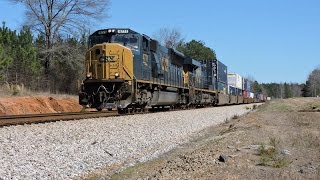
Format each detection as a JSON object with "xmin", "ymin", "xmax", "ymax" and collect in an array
[
  {"xmin": 86, "ymin": 72, "xmax": 92, "ymax": 78},
  {"xmin": 115, "ymin": 73, "xmax": 119, "ymax": 77}
]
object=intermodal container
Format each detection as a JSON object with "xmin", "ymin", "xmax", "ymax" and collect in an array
[
  {"xmin": 216, "ymin": 60, "xmax": 227, "ymax": 84},
  {"xmin": 243, "ymin": 90, "xmax": 248, "ymax": 98},
  {"xmin": 230, "ymin": 86, "xmax": 243, "ymax": 96},
  {"xmin": 217, "ymin": 81, "xmax": 227, "ymax": 94},
  {"xmin": 228, "ymin": 73, "xmax": 242, "ymax": 89},
  {"xmin": 243, "ymin": 78, "xmax": 248, "ymax": 90},
  {"xmin": 236, "ymin": 88, "xmax": 242, "ymax": 96},
  {"xmin": 229, "ymin": 86, "xmax": 237, "ymax": 96},
  {"xmin": 247, "ymin": 80, "xmax": 251, "ymax": 92}
]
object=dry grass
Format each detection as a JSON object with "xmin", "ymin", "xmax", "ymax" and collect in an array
[
  {"xmin": 0, "ymin": 82, "xmax": 25, "ymax": 96},
  {"xmin": 0, "ymin": 82, "xmax": 77, "ymax": 98},
  {"xmin": 258, "ymin": 98, "xmax": 320, "ymax": 112},
  {"xmin": 82, "ymin": 97, "xmax": 320, "ymax": 179}
]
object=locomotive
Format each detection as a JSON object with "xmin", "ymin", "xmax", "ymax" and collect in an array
[{"xmin": 79, "ymin": 28, "xmax": 263, "ymax": 113}]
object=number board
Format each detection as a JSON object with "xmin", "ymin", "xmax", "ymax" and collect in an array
[{"xmin": 117, "ymin": 29, "xmax": 129, "ymax": 34}]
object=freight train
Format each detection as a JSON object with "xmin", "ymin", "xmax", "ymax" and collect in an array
[{"xmin": 79, "ymin": 28, "xmax": 266, "ymax": 113}]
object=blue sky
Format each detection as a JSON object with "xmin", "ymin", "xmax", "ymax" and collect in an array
[{"xmin": 1, "ymin": 0, "xmax": 319, "ymax": 83}]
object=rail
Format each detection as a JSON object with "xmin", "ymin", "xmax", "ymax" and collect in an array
[{"xmin": 0, "ymin": 111, "xmax": 119, "ymax": 127}]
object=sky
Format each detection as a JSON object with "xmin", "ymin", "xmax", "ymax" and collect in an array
[{"xmin": 0, "ymin": 0, "xmax": 319, "ymax": 83}]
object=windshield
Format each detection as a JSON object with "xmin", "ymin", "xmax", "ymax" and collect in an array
[
  {"xmin": 89, "ymin": 35, "xmax": 112, "ymax": 47},
  {"xmin": 111, "ymin": 34, "xmax": 140, "ymax": 52},
  {"xmin": 89, "ymin": 33, "xmax": 140, "ymax": 54}
]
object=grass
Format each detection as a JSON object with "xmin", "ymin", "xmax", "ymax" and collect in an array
[
  {"xmin": 258, "ymin": 102, "xmax": 293, "ymax": 112},
  {"xmin": 300, "ymin": 102, "xmax": 320, "ymax": 112},
  {"xmin": 0, "ymin": 82, "xmax": 77, "ymax": 99},
  {"xmin": 252, "ymin": 104, "xmax": 257, "ymax": 110},
  {"xmin": 258, "ymin": 137, "xmax": 290, "ymax": 168},
  {"xmin": 0, "ymin": 82, "xmax": 24, "ymax": 96},
  {"xmin": 292, "ymin": 132, "xmax": 320, "ymax": 149},
  {"xmin": 80, "ymin": 106, "xmax": 87, "ymax": 113}
]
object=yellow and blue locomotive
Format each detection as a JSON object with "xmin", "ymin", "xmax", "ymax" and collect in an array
[{"xmin": 79, "ymin": 28, "xmax": 229, "ymax": 113}]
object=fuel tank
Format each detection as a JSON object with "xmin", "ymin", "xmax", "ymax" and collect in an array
[{"xmin": 150, "ymin": 91, "xmax": 179, "ymax": 106}]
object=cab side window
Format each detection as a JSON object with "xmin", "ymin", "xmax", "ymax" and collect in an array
[{"xmin": 142, "ymin": 36, "xmax": 149, "ymax": 52}]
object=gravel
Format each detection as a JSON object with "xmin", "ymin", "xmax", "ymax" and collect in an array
[{"xmin": 0, "ymin": 104, "xmax": 257, "ymax": 179}]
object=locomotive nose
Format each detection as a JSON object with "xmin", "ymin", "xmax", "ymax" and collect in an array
[{"xmin": 85, "ymin": 43, "xmax": 134, "ymax": 81}]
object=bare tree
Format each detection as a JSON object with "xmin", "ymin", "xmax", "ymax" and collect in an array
[
  {"xmin": 308, "ymin": 66, "xmax": 320, "ymax": 97},
  {"xmin": 12, "ymin": 0, "xmax": 110, "ymax": 74},
  {"xmin": 153, "ymin": 28, "xmax": 183, "ymax": 49}
]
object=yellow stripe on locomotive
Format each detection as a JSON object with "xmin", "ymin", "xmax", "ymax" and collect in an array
[{"xmin": 85, "ymin": 43, "xmax": 134, "ymax": 81}]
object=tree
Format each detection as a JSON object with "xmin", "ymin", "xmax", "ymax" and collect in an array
[
  {"xmin": 0, "ymin": 22, "xmax": 43, "ymax": 93},
  {"xmin": 251, "ymin": 80, "xmax": 262, "ymax": 93},
  {"xmin": 0, "ymin": 22, "xmax": 16, "ymax": 81},
  {"xmin": 301, "ymin": 80, "xmax": 312, "ymax": 97},
  {"xmin": 11, "ymin": 27, "xmax": 41, "ymax": 83},
  {"xmin": 49, "ymin": 35, "xmax": 87, "ymax": 93},
  {"xmin": 12, "ymin": 0, "xmax": 110, "ymax": 75},
  {"xmin": 153, "ymin": 28, "xmax": 183, "ymax": 48},
  {"xmin": 0, "ymin": 44, "xmax": 13, "ymax": 81},
  {"xmin": 177, "ymin": 40, "xmax": 216, "ymax": 61},
  {"xmin": 283, "ymin": 82, "xmax": 293, "ymax": 98},
  {"xmin": 308, "ymin": 67, "xmax": 320, "ymax": 97}
]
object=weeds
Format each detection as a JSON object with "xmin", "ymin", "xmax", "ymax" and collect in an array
[
  {"xmin": 259, "ymin": 143, "xmax": 276, "ymax": 166},
  {"xmin": 253, "ymin": 104, "xmax": 257, "ymax": 109},
  {"xmin": 258, "ymin": 137, "xmax": 290, "ymax": 168},
  {"xmin": 0, "ymin": 82, "xmax": 23, "ymax": 96},
  {"xmin": 80, "ymin": 106, "xmax": 86, "ymax": 113},
  {"xmin": 269, "ymin": 137, "xmax": 278, "ymax": 148}
]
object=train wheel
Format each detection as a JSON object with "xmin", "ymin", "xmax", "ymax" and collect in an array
[
  {"xmin": 118, "ymin": 108, "xmax": 128, "ymax": 114},
  {"xmin": 118, "ymin": 108, "xmax": 124, "ymax": 114}
]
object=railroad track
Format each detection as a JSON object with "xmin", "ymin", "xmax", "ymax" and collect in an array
[
  {"xmin": 0, "ymin": 107, "xmax": 169, "ymax": 127},
  {"xmin": 0, "ymin": 103, "xmax": 264, "ymax": 127},
  {"xmin": 0, "ymin": 111, "xmax": 120, "ymax": 127}
]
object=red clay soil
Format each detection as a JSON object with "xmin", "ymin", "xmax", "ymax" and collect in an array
[{"xmin": 0, "ymin": 96, "xmax": 82, "ymax": 115}]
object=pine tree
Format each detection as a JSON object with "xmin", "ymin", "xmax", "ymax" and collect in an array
[
  {"xmin": 177, "ymin": 40, "xmax": 216, "ymax": 61},
  {"xmin": 284, "ymin": 83, "xmax": 293, "ymax": 98},
  {"xmin": 301, "ymin": 80, "xmax": 312, "ymax": 97}
]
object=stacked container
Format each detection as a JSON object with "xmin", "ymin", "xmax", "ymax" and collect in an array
[
  {"xmin": 227, "ymin": 73, "xmax": 242, "ymax": 90},
  {"xmin": 247, "ymin": 80, "xmax": 251, "ymax": 92},
  {"xmin": 205, "ymin": 60, "xmax": 214, "ymax": 90},
  {"xmin": 214, "ymin": 60, "xmax": 228, "ymax": 94},
  {"xmin": 242, "ymin": 78, "xmax": 248, "ymax": 98},
  {"xmin": 229, "ymin": 86, "xmax": 242, "ymax": 96}
]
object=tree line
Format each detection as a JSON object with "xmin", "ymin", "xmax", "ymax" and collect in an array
[{"xmin": 0, "ymin": 22, "xmax": 87, "ymax": 94}]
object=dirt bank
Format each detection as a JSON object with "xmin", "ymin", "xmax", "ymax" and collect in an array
[{"xmin": 0, "ymin": 96, "xmax": 82, "ymax": 115}]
